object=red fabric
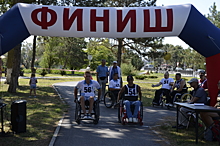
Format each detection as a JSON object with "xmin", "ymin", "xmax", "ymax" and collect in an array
[{"xmin": 206, "ymin": 53, "xmax": 220, "ymax": 106}]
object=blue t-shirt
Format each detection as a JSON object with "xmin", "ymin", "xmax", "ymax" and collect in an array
[{"xmin": 96, "ymin": 65, "xmax": 108, "ymax": 77}]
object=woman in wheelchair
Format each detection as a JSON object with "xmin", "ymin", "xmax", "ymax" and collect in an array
[
  {"xmin": 117, "ymin": 75, "xmax": 142, "ymax": 123},
  {"xmin": 74, "ymin": 71, "xmax": 101, "ymax": 119}
]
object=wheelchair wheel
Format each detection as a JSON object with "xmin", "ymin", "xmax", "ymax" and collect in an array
[
  {"xmin": 75, "ymin": 102, "xmax": 81, "ymax": 124},
  {"xmin": 138, "ymin": 102, "xmax": 144, "ymax": 125},
  {"xmin": 104, "ymin": 91, "xmax": 115, "ymax": 108},
  {"xmin": 180, "ymin": 93, "xmax": 193, "ymax": 102},
  {"xmin": 94, "ymin": 101, "xmax": 100, "ymax": 124}
]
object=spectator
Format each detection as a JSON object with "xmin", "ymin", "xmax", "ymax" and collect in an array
[
  {"xmin": 152, "ymin": 72, "xmax": 174, "ymax": 106},
  {"xmin": 173, "ymin": 78, "xmax": 207, "ymax": 129},
  {"xmin": 29, "ymin": 74, "xmax": 38, "ymax": 97},
  {"xmin": 96, "ymin": 59, "xmax": 109, "ymax": 101},
  {"xmin": 199, "ymin": 71, "xmax": 208, "ymax": 92},
  {"xmin": 169, "ymin": 73, "xmax": 187, "ymax": 106},
  {"xmin": 109, "ymin": 61, "xmax": 121, "ymax": 82}
]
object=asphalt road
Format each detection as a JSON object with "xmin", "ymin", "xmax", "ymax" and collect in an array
[{"xmin": 52, "ymin": 82, "xmax": 176, "ymax": 146}]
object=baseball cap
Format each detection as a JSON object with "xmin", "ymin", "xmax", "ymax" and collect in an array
[
  {"xmin": 187, "ymin": 78, "xmax": 198, "ymax": 83},
  {"xmin": 127, "ymin": 75, "xmax": 134, "ymax": 81},
  {"xmin": 113, "ymin": 61, "xmax": 117, "ymax": 64}
]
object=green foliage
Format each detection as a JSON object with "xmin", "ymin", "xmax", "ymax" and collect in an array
[
  {"xmin": 206, "ymin": 2, "xmax": 220, "ymax": 28},
  {"xmin": 135, "ymin": 75, "xmax": 145, "ymax": 80},
  {"xmin": 40, "ymin": 69, "xmax": 47, "ymax": 77},
  {"xmin": 60, "ymin": 70, "xmax": 66, "ymax": 76},
  {"xmin": 131, "ymin": 54, "xmax": 145, "ymax": 70},
  {"xmin": 121, "ymin": 63, "xmax": 136, "ymax": 76}
]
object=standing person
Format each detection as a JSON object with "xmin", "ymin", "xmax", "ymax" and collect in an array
[
  {"xmin": 117, "ymin": 75, "xmax": 142, "ymax": 123},
  {"xmin": 74, "ymin": 71, "xmax": 101, "ymax": 119},
  {"xmin": 29, "ymin": 74, "xmax": 38, "ymax": 97},
  {"xmin": 169, "ymin": 73, "xmax": 187, "ymax": 105},
  {"xmin": 199, "ymin": 71, "xmax": 208, "ymax": 92},
  {"xmin": 96, "ymin": 59, "xmax": 109, "ymax": 101},
  {"xmin": 109, "ymin": 61, "xmax": 121, "ymax": 82},
  {"xmin": 152, "ymin": 72, "xmax": 174, "ymax": 106}
]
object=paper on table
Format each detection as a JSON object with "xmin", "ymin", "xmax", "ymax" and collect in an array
[{"xmin": 194, "ymin": 103, "xmax": 204, "ymax": 106}]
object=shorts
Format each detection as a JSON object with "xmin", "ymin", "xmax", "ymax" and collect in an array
[
  {"xmin": 78, "ymin": 96, "xmax": 97, "ymax": 101},
  {"xmin": 30, "ymin": 84, "xmax": 37, "ymax": 89}
]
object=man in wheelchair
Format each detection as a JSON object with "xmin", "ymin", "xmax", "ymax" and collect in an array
[
  {"xmin": 168, "ymin": 73, "xmax": 187, "ymax": 106},
  {"xmin": 152, "ymin": 72, "xmax": 174, "ymax": 106},
  {"xmin": 109, "ymin": 73, "xmax": 121, "ymax": 102},
  {"xmin": 117, "ymin": 75, "xmax": 142, "ymax": 123},
  {"xmin": 74, "ymin": 71, "xmax": 101, "ymax": 119}
]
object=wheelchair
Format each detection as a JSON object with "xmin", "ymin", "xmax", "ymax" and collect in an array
[
  {"xmin": 104, "ymin": 85, "xmax": 120, "ymax": 108},
  {"xmin": 152, "ymin": 90, "xmax": 167, "ymax": 108},
  {"xmin": 118, "ymin": 99, "xmax": 143, "ymax": 125},
  {"xmin": 75, "ymin": 98, "xmax": 100, "ymax": 124}
]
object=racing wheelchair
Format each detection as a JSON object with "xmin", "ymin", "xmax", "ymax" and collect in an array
[
  {"xmin": 118, "ymin": 99, "xmax": 143, "ymax": 125},
  {"xmin": 75, "ymin": 98, "xmax": 100, "ymax": 124}
]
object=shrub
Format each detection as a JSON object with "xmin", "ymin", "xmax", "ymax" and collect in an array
[
  {"xmin": 121, "ymin": 63, "xmax": 135, "ymax": 76},
  {"xmin": 135, "ymin": 75, "xmax": 146, "ymax": 80},
  {"xmin": 40, "ymin": 69, "xmax": 47, "ymax": 76},
  {"xmin": 60, "ymin": 70, "xmax": 66, "ymax": 76}
]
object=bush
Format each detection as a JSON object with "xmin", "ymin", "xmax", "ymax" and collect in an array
[
  {"xmin": 121, "ymin": 63, "xmax": 136, "ymax": 76},
  {"xmin": 40, "ymin": 69, "xmax": 47, "ymax": 76},
  {"xmin": 60, "ymin": 70, "xmax": 66, "ymax": 76},
  {"xmin": 135, "ymin": 75, "xmax": 146, "ymax": 80},
  {"xmin": 147, "ymin": 76, "xmax": 158, "ymax": 78}
]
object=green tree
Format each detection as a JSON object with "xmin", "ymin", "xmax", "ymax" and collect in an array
[
  {"xmin": 206, "ymin": 2, "xmax": 220, "ymax": 28},
  {"xmin": 21, "ymin": 42, "xmax": 33, "ymax": 69}
]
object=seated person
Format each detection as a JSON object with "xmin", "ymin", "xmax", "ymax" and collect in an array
[
  {"xmin": 152, "ymin": 72, "xmax": 174, "ymax": 106},
  {"xmin": 109, "ymin": 73, "xmax": 121, "ymax": 101},
  {"xmin": 74, "ymin": 71, "xmax": 101, "ymax": 119},
  {"xmin": 169, "ymin": 73, "xmax": 187, "ymax": 105},
  {"xmin": 117, "ymin": 75, "xmax": 142, "ymax": 123},
  {"xmin": 200, "ymin": 80, "xmax": 220, "ymax": 128},
  {"xmin": 173, "ymin": 78, "xmax": 207, "ymax": 129}
]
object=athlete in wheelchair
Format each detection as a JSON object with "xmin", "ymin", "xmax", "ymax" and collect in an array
[
  {"xmin": 104, "ymin": 73, "xmax": 121, "ymax": 108},
  {"xmin": 167, "ymin": 73, "xmax": 188, "ymax": 108},
  {"xmin": 152, "ymin": 72, "xmax": 174, "ymax": 107},
  {"xmin": 74, "ymin": 71, "xmax": 101, "ymax": 124},
  {"xmin": 117, "ymin": 75, "xmax": 143, "ymax": 125}
]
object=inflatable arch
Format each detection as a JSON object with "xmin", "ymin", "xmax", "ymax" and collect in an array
[{"xmin": 0, "ymin": 3, "xmax": 220, "ymax": 105}]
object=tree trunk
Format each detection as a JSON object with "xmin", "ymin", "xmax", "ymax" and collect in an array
[
  {"xmin": 31, "ymin": 35, "xmax": 37, "ymax": 73},
  {"xmin": 117, "ymin": 38, "xmax": 123, "ymax": 67},
  {"xmin": 5, "ymin": 49, "xmax": 14, "ymax": 84},
  {"xmin": 8, "ymin": 44, "xmax": 21, "ymax": 93}
]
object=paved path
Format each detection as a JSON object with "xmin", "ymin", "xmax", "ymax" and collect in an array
[{"xmin": 52, "ymin": 82, "xmax": 176, "ymax": 146}]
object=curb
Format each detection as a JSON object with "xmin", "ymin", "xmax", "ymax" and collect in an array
[{"xmin": 48, "ymin": 84, "xmax": 67, "ymax": 146}]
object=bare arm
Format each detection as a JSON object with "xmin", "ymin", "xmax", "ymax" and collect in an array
[
  {"xmin": 117, "ymin": 86, "xmax": 125, "ymax": 102},
  {"xmin": 176, "ymin": 80, "xmax": 186, "ymax": 92},
  {"xmin": 74, "ymin": 87, "xmax": 78, "ymax": 101},
  {"xmin": 152, "ymin": 82, "xmax": 162, "ymax": 87},
  {"xmin": 138, "ymin": 86, "xmax": 142, "ymax": 101}
]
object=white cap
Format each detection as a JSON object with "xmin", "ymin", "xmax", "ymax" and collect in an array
[{"xmin": 113, "ymin": 61, "xmax": 117, "ymax": 64}]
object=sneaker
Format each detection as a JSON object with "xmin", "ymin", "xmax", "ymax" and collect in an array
[
  {"xmin": 133, "ymin": 118, "xmax": 138, "ymax": 123},
  {"xmin": 152, "ymin": 102, "xmax": 159, "ymax": 106},
  {"xmin": 87, "ymin": 114, "xmax": 92, "ymax": 119},
  {"xmin": 128, "ymin": 118, "xmax": 133, "ymax": 122},
  {"xmin": 82, "ymin": 115, "xmax": 87, "ymax": 119},
  {"xmin": 165, "ymin": 103, "xmax": 169, "ymax": 106},
  {"xmin": 168, "ymin": 103, "xmax": 173, "ymax": 107}
]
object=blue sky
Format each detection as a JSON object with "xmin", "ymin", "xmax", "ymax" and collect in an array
[{"xmin": 156, "ymin": 0, "xmax": 220, "ymax": 48}]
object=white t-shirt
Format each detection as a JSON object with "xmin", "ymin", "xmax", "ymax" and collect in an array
[
  {"xmin": 109, "ymin": 79, "xmax": 121, "ymax": 89},
  {"xmin": 160, "ymin": 78, "xmax": 174, "ymax": 90},
  {"xmin": 76, "ymin": 80, "xmax": 101, "ymax": 97}
]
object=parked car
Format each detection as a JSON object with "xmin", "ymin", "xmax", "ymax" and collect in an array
[
  {"xmin": 186, "ymin": 68, "xmax": 193, "ymax": 71},
  {"xmin": 175, "ymin": 67, "xmax": 183, "ymax": 71}
]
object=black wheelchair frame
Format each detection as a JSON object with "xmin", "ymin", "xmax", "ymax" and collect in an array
[
  {"xmin": 75, "ymin": 99, "xmax": 100, "ymax": 124},
  {"xmin": 104, "ymin": 85, "xmax": 120, "ymax": 108}
]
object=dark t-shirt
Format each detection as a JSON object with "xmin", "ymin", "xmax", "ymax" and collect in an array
[{"xmin": 192, "ymin": 87, "xmax": 207, "ymax": 103}]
